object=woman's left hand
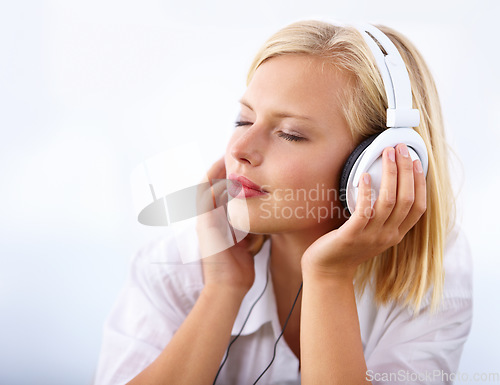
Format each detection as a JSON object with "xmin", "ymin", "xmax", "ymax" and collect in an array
[{"xmin": 301, "ymin": 143, "xmax": 427, "ymax": 279}]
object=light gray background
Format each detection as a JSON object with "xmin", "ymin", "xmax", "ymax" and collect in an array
[{"xmin": 1, "ymin": 1, "xmax": 498, "ymax": 384}]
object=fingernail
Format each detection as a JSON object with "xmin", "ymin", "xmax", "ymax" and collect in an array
[
  {"xmin": 388, "ymin": 147, "xmax": 395, "ymax": 162},
  {"xmin": 363, "ymin": 174, "xmax": 370, "ymax": 185},
  {"xmin": 399, "ymin": 144, "xmax": 409, "ymax": 157},
  {"xmin": 415, "ymin": 160, "xmax": 423, "ymax": 173}
]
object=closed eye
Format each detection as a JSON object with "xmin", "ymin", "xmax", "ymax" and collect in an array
[
  {"xmin": 278, "ymin": 132, "xmax": 306, "ymax": 142},
  {"xmin": 235, "ymin": 121, "xmax": 306, "ymax": 142}
]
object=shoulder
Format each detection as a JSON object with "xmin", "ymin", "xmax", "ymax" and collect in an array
[
  {"xmin": 95, "ymin": 223, "xmax": 205, "ymax": 384},
  {"xmin": 402, "ymin": 222, "xmax": 473, "ymax": 312},
  {"xmin": 443, "ymin": 223, "xmax": 473, "ymax": 273},
  {"xmin": 358, "ymin": 225, "xmax": 473, "ymax": 375},
  {"xmin": 357, "ymin": 222, "xmax": 473, "ymax": 345}
]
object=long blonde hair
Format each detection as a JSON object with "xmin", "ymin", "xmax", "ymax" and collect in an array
[{"xmin": 248, "ymin": 20, "xmax": 455, "ymax": 312}]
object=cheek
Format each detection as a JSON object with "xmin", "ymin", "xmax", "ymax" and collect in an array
[
  {"xmin": 280, "ymin": 156, "xmax": 344, "ymax": 191},
  {"xmin": 277, "ymin": 156, "xmax": 346, "ymax": 213}
]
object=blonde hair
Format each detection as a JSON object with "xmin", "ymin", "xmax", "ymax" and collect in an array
[{"xmin": 248, "ymin": 20, "xmax": 455, "ymax": 312}]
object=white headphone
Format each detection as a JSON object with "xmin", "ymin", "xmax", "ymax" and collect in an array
[{"xmin": 339, "ymin": 23, "xmax": 429, "ymax": 214}]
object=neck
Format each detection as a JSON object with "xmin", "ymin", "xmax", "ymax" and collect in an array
[{"xmin": 269, "ymin": 222, "xmax": 338, "ymax": 289}]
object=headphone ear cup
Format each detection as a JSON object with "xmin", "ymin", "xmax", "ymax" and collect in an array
[
  {"xmin": 339, "ymin": 134, "xmax": 378, "ymax": 212},
  {"xmin": 340, "ymin": 128, "xmax": 428, "ymax": 215}
]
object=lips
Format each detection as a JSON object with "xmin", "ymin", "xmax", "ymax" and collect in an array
[{"xmin": 227, "ymin": 173, "xmax": 268, "ymax": 199}]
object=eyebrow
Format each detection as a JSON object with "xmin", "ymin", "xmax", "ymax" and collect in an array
[{"xmin": 239, "ymin": 99, "xmax": 315, "ymax": 122}]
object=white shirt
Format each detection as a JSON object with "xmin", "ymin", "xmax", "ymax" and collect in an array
[{"xmin": 94, "ymin": 223, "xmax": 473, "ymax": 385}]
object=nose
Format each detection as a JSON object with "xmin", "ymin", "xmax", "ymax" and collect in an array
[{"xmin": 229, "ymin": 125, "xmax": 265, "ymax": 166}]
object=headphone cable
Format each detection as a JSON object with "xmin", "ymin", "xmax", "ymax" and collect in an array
[
  {"xmin": 212, "ymin": 257, "xmax": 271, "ymax": 385},
  {"xmin": 212, "ymin": 260, "xmax": 303, "ymax": 384},
  {"xmin": 252, "ymin": 281, "xmax": 303, "ymax": 384}
]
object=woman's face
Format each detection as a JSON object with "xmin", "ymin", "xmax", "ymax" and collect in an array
[{"xmin": 225, "ymin": 54, "xmax": 355, "ymax": 235}]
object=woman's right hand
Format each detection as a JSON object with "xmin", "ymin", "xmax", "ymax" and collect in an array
[{"xmin": 196, "ymin": 157, "xmax": 265, "ymax": 297}]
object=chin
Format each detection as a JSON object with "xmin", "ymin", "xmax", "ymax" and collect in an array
[
  {"xmin": 226, "ymin": 198, "xmax": 276, "ymax": 234},
  {"xmin": 226, "ymin": 199, "xmax": 303, "ymax": 235}
]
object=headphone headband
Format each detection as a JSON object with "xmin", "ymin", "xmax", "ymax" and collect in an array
[{"xmin": 353, "ymin": 24, "xmax": 420, "ymax": 128}]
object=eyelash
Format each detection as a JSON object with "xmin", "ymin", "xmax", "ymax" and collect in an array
[
  {"xmin": 234, "ymin": 121, "xmax": 305, "ymax": 142},
  {"xmin": 234, "ymin": 120, "xmax": 252, "ymax": 127}
]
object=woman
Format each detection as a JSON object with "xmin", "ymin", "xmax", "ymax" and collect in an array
[{"xmin": 95, "ymin": 21, "xmax": 472, "ymax": 384}]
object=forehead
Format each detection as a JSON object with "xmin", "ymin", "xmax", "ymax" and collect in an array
[{"xmin": 243, "ymin": 55, "xmax": 348, "ymax": 124}]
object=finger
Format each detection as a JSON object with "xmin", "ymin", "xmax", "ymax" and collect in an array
[
  {"xmin": 398, "ymin": 159, "xmax": 427, "ymax": 234},
  {"xmin": 206, "ymin": 157, "xmax": 226, "ymax": 180},
  {"xmin": 344, "ymin": 172, "xmax": 373, "ymax": 233},
  {"xmin": 196, "ymin": 181, "xmax": 216, "ymax": 214},
  {"xmin": 197, "ymin": 179, "xmax": 229, "ymax": 214},
  {"xmin": 197, "ymin": 157, "xmax": 227, "ymax": 213},
  {"xmin": 368, "ymin": 147, "xmax": 397, "ymax": 227},
  {"xmin": 212, "ymin": 179, "xmax": 230, "ymax": 207},
  {"xmin": 383, "ymin": 143, "xmax": 415, "ymax": 228}
]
